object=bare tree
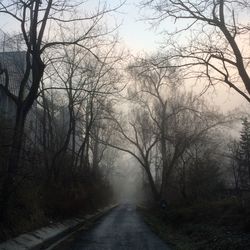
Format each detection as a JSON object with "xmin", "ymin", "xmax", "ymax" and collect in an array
[
  {"xmin": 127, "ymin": 55, "xmax": 230, "ymax": 202},
  {"xmin": 175, "ymin": 132, "xmax": 225, "ymax": 203},
  {"xmin": 0, "ymin": 0, "xmax": 122, "ymax": 221},
  {"xmin": 141, "ymin": 0, "xmax": 250, "ymax": 102},
  {"xmin": 35, "ymin": 32, "xmax": 123, "ymax": 182},
  {"xmin": 104, "ymin": 108, "xmax": 160, "ymax": 201}
]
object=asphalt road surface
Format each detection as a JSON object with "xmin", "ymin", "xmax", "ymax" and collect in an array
[{"xmin": 53, "ymin": 203, "xmax": 171, "ymax": 250}]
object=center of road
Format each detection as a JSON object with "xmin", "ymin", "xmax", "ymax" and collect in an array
[{"xmin": 50, "ymin": 203, "xmax": 171, "ymax": 250}]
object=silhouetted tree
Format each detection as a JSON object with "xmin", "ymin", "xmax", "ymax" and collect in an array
[
  {"xmin": 238, "ymin": 118, "xmax": 250, "ymax": 189},
  {"xmin": 141, "ymin": 0, "xmax": 250, "ymax": 101},
  {"xmin": 0, "ymin": 0, "xmax": 122, "ymax": 222}
]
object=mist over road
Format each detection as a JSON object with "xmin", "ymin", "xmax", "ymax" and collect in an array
[{"xmin": 55, "ymin": 203, "xmax": 170, "ymax": 250}]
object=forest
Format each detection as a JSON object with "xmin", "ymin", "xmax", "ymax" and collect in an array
[{"xmin": 0, "ymin": 0, "xmax": 250, "ymax": 249}]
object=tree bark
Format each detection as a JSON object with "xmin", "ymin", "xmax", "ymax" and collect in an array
[
  {"xmin": 0, "ymin": 106, "xmax": 26, "ymax": 222},
  {"xmin": 144, "ymin": 162, "xmax": 160, "ymax": 202}
]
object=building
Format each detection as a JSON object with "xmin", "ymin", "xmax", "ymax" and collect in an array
[{"xmin": 0, "ymin": 51, "xmax": 27, "ymax": 120}]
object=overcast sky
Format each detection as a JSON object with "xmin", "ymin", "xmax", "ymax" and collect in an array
[
  {"xmin": 0, "ymin": 0, "xmax": 249, "ymax": 112},
  {"xmin": 114, "ymin": 0, "xmax": 158, "ymax": 53}
]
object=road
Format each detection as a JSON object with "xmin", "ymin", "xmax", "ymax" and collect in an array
[{"xmin": 52, "ymin": 203, "xmax": 171, "ymax": 250}]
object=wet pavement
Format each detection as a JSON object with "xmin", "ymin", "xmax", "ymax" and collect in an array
[{"xmin": 55, "ymin": 203, "xmax": 170, "ymax": 250}]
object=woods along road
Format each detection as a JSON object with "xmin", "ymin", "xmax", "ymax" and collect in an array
[{"xmin": 50, "ymin": 203, "xmax": 170, "ymax": 250}]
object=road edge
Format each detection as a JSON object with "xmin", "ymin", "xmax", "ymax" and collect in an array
[{"xmin": 0, "ymin": 204, "xmax": 119, "ymax": 250}]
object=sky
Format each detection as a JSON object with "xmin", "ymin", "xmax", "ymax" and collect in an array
[
  {"xmin": 114, "ymin": 0, "xmax": 249, "ymax": 113},
  {"xmin": 113, "ymin": 0, "xmax": 158, "ymax": 53},
  {"xmin": 0, "ymin": 0, "xmax": 158, "ymax": 52},
  {"xmin": 0, "ymin": 0, "xmax": 249, "ymax": 113}
]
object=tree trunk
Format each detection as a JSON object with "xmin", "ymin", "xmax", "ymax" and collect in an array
[
  {"xmin": 0, "ymin": 52, "xmax": 44, "ymax": 222},
  {"xmin": 41, "ymin": 89, "xmax": 50, "ymax": 175},
  {"xmin": 0, "ymin": 106, "xmax": 26, "ymax": 222},
  {"xmin": 159, "ymin": 110, "xmax": 168, "ymax": 199},
  {"xmin": 92, "ymin": 127, "xmax": 100, "ymax": 175},
  {"xmin": 144, "ymin": 163, "xmax": 160, "ymax": 202}
]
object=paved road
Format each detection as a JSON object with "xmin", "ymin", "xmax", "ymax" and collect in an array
[{"xmin": 54, "ymin": 204, "xmax": 170, "ymax": 250}]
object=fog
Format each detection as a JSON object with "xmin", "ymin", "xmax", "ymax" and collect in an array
[
  {"xmin": 0, "ymin": 0, "xmax": 250, "ymax": 248},
  {"xmin": 109, "ymin": 153, "xmax": 148, "ymax": 204}
]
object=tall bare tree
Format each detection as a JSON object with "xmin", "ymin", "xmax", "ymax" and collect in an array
[
  {"xmin": 141, "ymin": 0, "xmax": 250, "ymax": 102},
  {"xmin": 127, "ymin": 55, "xmax": 230, "ymax": 202},
  {"xmin": 103, "ymin": 108, "xmax": 160, "ymax": 201},
  {"xmin": 0, "ymin": 0, "xmax": 121, "ymax": 221}
]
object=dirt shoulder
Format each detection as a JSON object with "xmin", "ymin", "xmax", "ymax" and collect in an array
[{"xmin": 138, "ymin": 199, "xmax": 250, "ymax": 250}]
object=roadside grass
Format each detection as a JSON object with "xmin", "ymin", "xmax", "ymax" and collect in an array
[
  {"xmin": 0, "ymin": 179, "xmax": 113, "ymax": 242},
  {"xmin": 138, "ymin": 198, "xmax": 250, "ymax": 250}
]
